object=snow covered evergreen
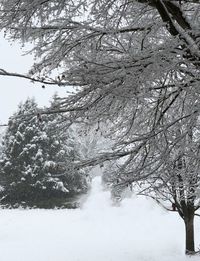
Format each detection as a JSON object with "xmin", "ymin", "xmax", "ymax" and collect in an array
[{"xmin": 0, "ymin": 98, "xmax": 89, "ymax": 207}]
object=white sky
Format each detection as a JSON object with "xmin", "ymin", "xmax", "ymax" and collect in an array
[{"xmin": 0, "ymin": 34, "xmax": 68, "ymax": 124}]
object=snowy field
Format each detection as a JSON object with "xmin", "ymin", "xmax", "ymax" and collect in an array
[{"xmin": 0, "ymin": 177, "xmax": 199, "ymax": 261}]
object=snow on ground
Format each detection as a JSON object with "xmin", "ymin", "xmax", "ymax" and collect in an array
[{"xmin": 0, "ymin": 176, "xmax": 199, "ymax": 261}]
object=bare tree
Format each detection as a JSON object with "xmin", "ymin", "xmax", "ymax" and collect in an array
[
  {"xmin": 0, "ymin": 0, "xmax": 199, "ymax": 254},
  {"xmin": 99, "ymin": 85, "xmax": 200, "ymax": 254},
  {"xmin": 134, "ymin": 92, "xmax": 200, "ymax": 254},
  {"xmin": 0, "ymin": 0, "xmax": 199, "ymax": 185},
  {"xmin": 142, "ymin": 137, "xmax": 200, "ymax": 254},
  {"xmin": 0, "ymin": 0, "xmax": 198, "ymax": 166}
]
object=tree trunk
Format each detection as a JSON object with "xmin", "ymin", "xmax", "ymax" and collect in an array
[{"xmin": 184, "ymin": 215, "xmax": 195, "ymax": 254}]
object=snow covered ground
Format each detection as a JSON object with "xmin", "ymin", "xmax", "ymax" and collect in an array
[{"xmin": 0, "ymin": 176, "xmax": 199, "ymax": 261}]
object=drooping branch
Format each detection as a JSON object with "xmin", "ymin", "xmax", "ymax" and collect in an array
[{"xmin": 0, "ymin": 68, "xmax": 73, "ymax": 86}]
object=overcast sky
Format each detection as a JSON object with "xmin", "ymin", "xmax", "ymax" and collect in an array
[{"xmin": 0, "ymin": 34, "xmax": 68, "ymax": 124}]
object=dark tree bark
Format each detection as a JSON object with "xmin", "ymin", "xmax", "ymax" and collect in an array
[
  {"xmin": 173, "ymin": 170, "xmax": 196, "ymax": 255},
  {"xmin": 184, "ymin": 214, "xmax": 195, "ymax": 254}
]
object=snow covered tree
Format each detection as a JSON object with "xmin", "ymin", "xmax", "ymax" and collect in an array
[
  {"xmin": 0, "ymin": 0, "xmax": 199, "ymax": 254},
  {"xmin": 0, "ymin": 130, "xmax": 3, "ymax": 155},
  {"xmin": 133, "ymin": 93, "xmax": 200, "ymax": 255},
  {"xmin": 0, "ymin": 1, "xmax": 198, "ymax": 179},
  {"xmin": 143, "ymin": 141, "xmax": 200, "ymax": 254},
  {"xmin": 43, "ymin": 96, "xmax": 89, "ymax": 196},
  {"xmin": 0, "ymin": 129, "xmax": 4, "ymax": 188},
  {"xmin": 99, "ymin": 86, "xmax": 200, "ymax": 254},
  {"xmin": 0, "ymin": 98, "xmax": 88, "ymax": 207}
]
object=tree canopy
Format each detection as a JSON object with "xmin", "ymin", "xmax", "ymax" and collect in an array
[{"xmin": 0, "ymin": 0, "xmax": 199, "ymax": 180}]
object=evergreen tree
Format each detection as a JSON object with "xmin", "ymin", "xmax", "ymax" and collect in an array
[{"xmin": 0, "ymin": 98, "xmax": 88, "ymax": 207}]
